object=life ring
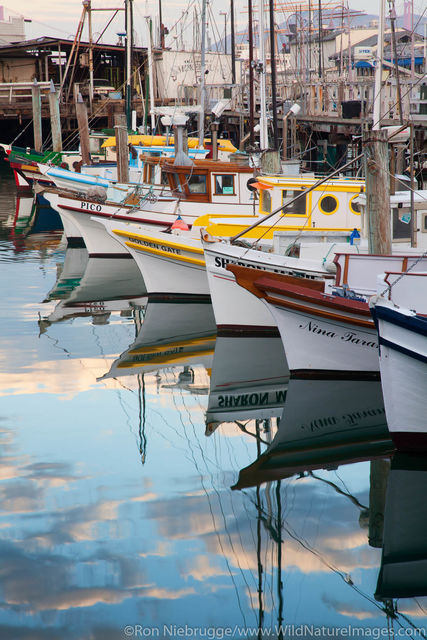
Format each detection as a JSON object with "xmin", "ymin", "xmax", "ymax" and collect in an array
[{"xmin": 246, "ymin": 177, "xmax": 259, "ymax": 192}]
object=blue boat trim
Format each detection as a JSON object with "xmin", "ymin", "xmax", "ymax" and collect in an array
[
  {"xmin": 372, "ymin": 304, "xmax": 427, "ymax": 337},
  {"xmin": 47, "ymin": 167, "xmax": 110, "ymax": 187},
  {"xmin": 378, "ymin": 337, "xmax": 427, "ymax": 365}
]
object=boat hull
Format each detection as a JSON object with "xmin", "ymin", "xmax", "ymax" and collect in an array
[
  {"xmin": 372, "ymin": 301, "xmax": 427, "ymax": 450},
  {"xmin": 204, "ymin": 241, "xmax": 333, "ymax": 335},
  {"xmin": 268, "ymin": 300, "xmax": 379, "ymax": 375},
  {"xmin": 99, "ymin": 221, "xmax": 209, "ymax": 297},
  {"xmin": 229, "ymin": 265, "xmax": 378, "ymax": 375}
]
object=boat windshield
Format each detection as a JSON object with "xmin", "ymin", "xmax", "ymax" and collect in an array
[{"xmin": 187, "ymin": 175, "xmax": 207, "ymax": 194}]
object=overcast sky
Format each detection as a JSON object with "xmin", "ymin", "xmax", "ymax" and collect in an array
[{"xmin": 3, "ymin": 0, "xmax": 426, "ymax": 47}]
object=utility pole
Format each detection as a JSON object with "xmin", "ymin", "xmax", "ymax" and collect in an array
[
  {"xmin": 125, "ymin": 0, "xmax": 133, "ymax": 130},
  {"xmin": 373, "ymin": 0, "xmax": 385, "ymax": 129},
  {"xmin": 198, "ymin": 0, "xmax": 207, "ymax": 147},
  {"xmin": 269, "ymin": 0, "xmax": 279, "ymax": 150},
  {"xmin": 248, "ymin": 0, "xmax": 255, "ymax": 147}
]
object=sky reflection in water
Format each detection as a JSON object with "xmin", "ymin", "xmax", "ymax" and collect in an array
[{"xmin": 0, "ymin": 168, "xmax": 426, "ymax": 640}]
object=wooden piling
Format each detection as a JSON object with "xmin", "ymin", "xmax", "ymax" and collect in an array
[
  {"xmin": 364, "ymin": 129, "xmax": 391, "ymax": 255},
  {"xmin": 48, "ymin": 82, "xmax": 62, "ymax": 153},
  {"xmin": 75, "ymin": 94, "xmax": 91, "ymax": 165},
  {"xmin": 31, "ymin": 80, "xmax": 42, "ymax": 152},
  {"xmin": 261, "ymin": 149, "xmax": 280, "ymax": 175},
  {"xmin": 114, "ymin": 112, "xmax": 129, "ymax": 183}
]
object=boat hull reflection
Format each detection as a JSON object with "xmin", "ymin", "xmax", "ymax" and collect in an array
[
  {"xmin": 100, "ymin": 299, "xmax": 217, "ymax": 378},
  {"xmin": 234, "ymin": 376, "xmax": 394, "ymax": 489},
  {"xmin": 206, "ymin": 335, "xmax": 289, "ymax": 431},
  {"xmin": 376, "ymin": 453, "xmax": 427, "ymax": 599}
]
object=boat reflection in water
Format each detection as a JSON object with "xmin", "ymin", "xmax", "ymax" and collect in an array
[
  {"xmin": 100, "ymin": 298, "xmax": 216, "ymax": 379},
  {"xmin": 376, "ymin": 453, "xmax": 427, "ymax": 601},
  {"xmin": 40, "ymin": 248, "xmax": 147, "ymax": 326},
  {"xmin": 205, "ymin": 335, "xmax": 289, "ymax": 436},
  {"xmin": 7, "ymin": 194, "xmax": 37, "ymax": 240},
  {"xmin": 6, "ymin": 193, "xmax": 63, "ymax": 253},
  {"xmin": 234, "ymin": 377, "xmax": 393, "ymax": 489}
]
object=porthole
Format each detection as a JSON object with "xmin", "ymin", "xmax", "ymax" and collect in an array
[
  {"xmin": 319, "ymin": 194, "xmax": 339, "ymax": 215},
  {"xmin": 349, "ymin": 195, "xmax": 361, "ymax": 215}
]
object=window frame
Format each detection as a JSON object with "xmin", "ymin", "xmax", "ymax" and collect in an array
[{"xmin": 213, "ymin": 173, "xmax": 236, "ymax": 196}]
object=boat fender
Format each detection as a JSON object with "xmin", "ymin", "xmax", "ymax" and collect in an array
[
  {"xmin": 200, "ymin": 228, "xmax": 216, "ymax": 243},
  {"xmin": 324, "ymin": 262, "xmax": 336, "ymax": 273}
]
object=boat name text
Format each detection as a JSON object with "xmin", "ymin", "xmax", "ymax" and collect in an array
[
  {"xmin": 130, "ymin": 238, "xmax": 181, "ymax": 254},
  {"xmin": 217, "ymin": 389, "xmax": 287, "ymax": 408},
  {"xmin": 300, "ymin": 407, "xmax": 385, "ymax": 432},
  {"xmin": 80, "ymin": 202, "xmax": 103, "ymax": 212},
  {"xmin": 299, "ymin": 321, "xmax": 377, "ymax": 348}
]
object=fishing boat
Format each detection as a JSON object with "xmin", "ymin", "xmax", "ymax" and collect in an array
[
  {"xmin": 93, "ymin": 168, "xmax": 367, "ymax": 292},
  {"xmin": 3, "ymin": 130, "xmax": 234, "ymax": 190},
  {"xmin": 202, "ymin": 235, "xmax": 357, "ymax": 335},
  {"xmin": 97, "ymin": 219, "xmax": 210, "ymax": 295},
  {"xmin": 2, "ymin": 132, "xmax": 113, "ymax": 189},
  {"xmin": 36, "ymin": 144, "xmax": 209, "ymax": 195},
  {"xmin": 228, "ymin": 254, "xmax": 427, "ymax": 376},
  {"xmin": 370, "ymin": 271, "xmax": 427, "ymax": 451},
  {"xmin": 42, "ymin": 156, "xmax": 258, "ymax": 256}
]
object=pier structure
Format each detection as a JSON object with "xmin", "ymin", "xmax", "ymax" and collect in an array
[{"xmin": 0, "ymin": 4, "xmax": 425, "ymax": 184}]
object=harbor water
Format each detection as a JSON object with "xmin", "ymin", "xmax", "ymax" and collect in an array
[{"xmin": 0, "ymin": 163, "xmax": 426, "ymax": 640}]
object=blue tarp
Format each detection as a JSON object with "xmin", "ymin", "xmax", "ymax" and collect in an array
[{"xmin": 385, "ymin": 57, "xmax": 423, "ymax": 66}]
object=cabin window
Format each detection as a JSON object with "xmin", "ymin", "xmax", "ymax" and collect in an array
[
  {"xmin": 214, "ymin": 174, "xmax": 235, "ymax": 195},
  {"xmin": 423, "ymin": 213, "xmax": 427, "ymax": 233},
  {"xmin": 392, "ymin": 209, "xmax": 411, "ymax": 241},
  {"xmin": 172, "ymin": 173, "xmax": 183, "ymax": 192},
  {"xmin": 187, "ymin": 175, "xmax": 207, "ymax": 194},
  {"xmin": 349, "ymin": 195, "xmax": 361, "ymax": 215},
  {"xmin": 261, "ymin": 189, "xmax": 272, "ymax": 213},
  {"xmin": 319, "ymin": 194, "xmax": 339, "ymax": 215},
  {"xmin": 89, "ymin": 138, "xmax": 102, "ymax": 154},
  {"xmin": 146, "ymin": 165, "xmax": 155, "ymax": 184},
  {"xmin": 281, "ymin": 190, "xmax": 306, "ymax": 216}
]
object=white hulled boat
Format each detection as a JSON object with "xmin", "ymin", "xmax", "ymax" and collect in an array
[
  {"xmin": 370, "ymin": 271, "xmax": 427, "ymax": 450},
  {"xmin": 42, "ymin": 156, "xmax": 258, "ymax": 256},
  {"xmin": 228, "ymin": 255, "xmax": 427, "ymax": 376}
]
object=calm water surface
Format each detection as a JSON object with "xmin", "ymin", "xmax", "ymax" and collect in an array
[{"xmin": 0, "ymin": 165, "xmax": 426, "ymax": 640}]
